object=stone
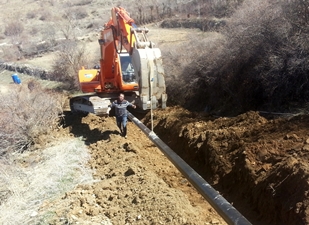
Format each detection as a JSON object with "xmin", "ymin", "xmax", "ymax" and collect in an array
[
  {"xmin": 210, "ymin": 218, "xmax": 220, "ymax": 224},
  {"xmin": 302, "ymin": 144, "xmax": 309, "ymax": 151}
]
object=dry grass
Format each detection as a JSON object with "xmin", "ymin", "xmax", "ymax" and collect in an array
[
  {"xmin": 164, "ymin": 0, "xmax": 309, "ymax": 114},
  {"xmin": 0, "ymin": 138, "xmax": 93, "ymax": 225},
  {"xmin": 0, "ymin": 0, "xmax": 229, "ymax": 62},
  {"xmin": 0, "ymin": 80, "xmax": 64, "ymax": 153},
  {"xmin": 161, "ymin": 30, "xmax": 225, "ymax": 106}
]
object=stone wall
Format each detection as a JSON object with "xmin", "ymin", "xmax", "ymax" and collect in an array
[
  {"xmin": 0, "ymin": 62, "xmax": 50, "ymax": 80},
  {"xmin": 160, "ymin": 18, "xmax": 226, "ymax": 32}
]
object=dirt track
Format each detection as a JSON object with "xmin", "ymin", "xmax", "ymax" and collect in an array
[
  {"xmin": 40, "ymin": 107, "xmax": 309, "ymax": 225},
  {"xmin": 40, "ymin": 112, "xmax": 227, "ymax": 225}
]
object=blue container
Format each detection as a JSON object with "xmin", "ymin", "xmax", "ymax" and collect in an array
[
  {"xmin": 11, "ymin": 74, "xmax": 21, "ymax": 84},
  {"xmin": 15, "ymin": 76, "xmax": 21, "ymax": 84},
  {"xmin": 11, "ymin": 74, "xmax": 17, "ymax": 83}
]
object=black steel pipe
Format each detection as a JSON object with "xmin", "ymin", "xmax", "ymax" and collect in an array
[{"xmin": 128, "ymin": 112, "xmax": 252, "ymax": 225}]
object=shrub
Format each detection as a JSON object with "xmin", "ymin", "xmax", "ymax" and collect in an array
[
  {"xmin": 74, "ymin": 0, "xmax": 93, "ymax": 6},
  {"xmin": 21, "ymin": 41, "xmax": 53, "ymax": 58},
  {"xmin": 63, "ymin": 7, "xmax": 88, "ymax": 20},
  {"xmin": 39, "ymin": 10, "xmax": 52, "ymax": 21},
  {"xmin": 4, "ymin": 21, "xmax": 24, "ymax": 44},
  {"xmin": 0, "ymin": 81, "xmax": 63, "ymax": 154},
  {"xmin": 51, "ymin": 40, "xmax": 89, "ymax": 89},
  {"xmin": 26, "ymin": 11, "xmax": 36, "ymax": 19},
  {"xmin": 168, "ymin": 0, "xmax": 309, "ymax": 115},
  {"xmin": 4, "ymin": 21, "xmax": 24, "ymax": 37},
  {"xmin": 59, "ymin": 8, "xmax": 88, "ymax": 40},
  {"xmin": 1, "ymin": 45, "xmax": 22, "ymax": 61},
  {"xmin": 29, "ymin": 26, "xmax": 39, "ymax": 35}
]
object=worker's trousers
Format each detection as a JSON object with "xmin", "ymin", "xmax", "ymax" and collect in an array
[{"xmin": 116, "ymin": 115, "xmax": 127, "ymax": 136}]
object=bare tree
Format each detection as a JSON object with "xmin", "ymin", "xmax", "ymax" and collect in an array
[
  {"xmin": 150, "ymin": 5, "xmax": 154, "ymax": 21},
  {"xmin": 59, "ymin": 7, "xmax": 87, "ymax": 40},
  {"xmin": 42, "ymin": 25, "xmax": 57, "ymax": 46},
  {"xmin": 51, "ymin": 40, "xmax": 89, "ymax": 89}
]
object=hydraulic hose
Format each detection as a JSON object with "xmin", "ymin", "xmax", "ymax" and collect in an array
[
  {"xmin": 128, "ymin": 112, "xmax": 252, "ymax": 225},
  {"xmin": 111, "ymin": 25, "xmax": 123, "ymax": 54}
]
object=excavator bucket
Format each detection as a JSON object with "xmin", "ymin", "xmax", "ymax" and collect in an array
[{"xmin": 131, "ymin": 47, "xmax": 167, "ymax": 110}]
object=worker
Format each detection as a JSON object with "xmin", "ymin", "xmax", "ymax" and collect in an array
[
  {"xmin": 122, "ymin": 61, "xmax": 134, "ymax": 73},
  {"xmin": 107, "ymin": 93, "xmax": 136, "ymax": 138},
  {"xmin": 122, "ymin": 61, "xmax": 135, "ymax": 83}
]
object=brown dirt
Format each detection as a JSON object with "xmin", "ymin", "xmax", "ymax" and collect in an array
[
  {"xmin": 40, "ymin": 112, "xmax": 227, "ymax": 225},
  {"xmin": 39, "ymin": 106, "xmax": 309, "ymax": 225},
  {"xmin": 144, "ymin": 107, "xmax": 309, "ymax": 225},
  {"xmin": 3, "ymin": 2, "xmax": 309, "ymax": 224}
]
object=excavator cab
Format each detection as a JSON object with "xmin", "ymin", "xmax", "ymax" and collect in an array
[{"xmin": 119, "ymin": 53, "xmax": 136, "ymax": 84}]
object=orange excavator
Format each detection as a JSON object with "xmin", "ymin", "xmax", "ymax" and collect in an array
[{"xmin": 70, "ymin": 7, "xmax": 167, "ymax": 116}]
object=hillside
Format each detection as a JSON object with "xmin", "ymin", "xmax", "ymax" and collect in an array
[{"xmin": 2, "ymin": 0, "xmax": 309, "ymax": 225}]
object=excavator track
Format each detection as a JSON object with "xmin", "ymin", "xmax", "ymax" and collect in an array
[
  {"xmin": 70, "ymin": 92, "xmax": 145, "ymax": 116},
  {"xmin": 70, "ymin": 95, "xmax": 111, "ymax": 116}
]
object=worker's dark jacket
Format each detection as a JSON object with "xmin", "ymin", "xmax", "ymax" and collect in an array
[{"xmin": 110, "ymin": 100, "xmax": 133, "ymax": 117}]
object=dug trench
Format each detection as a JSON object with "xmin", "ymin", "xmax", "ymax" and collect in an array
[
  {"xmin": 43, "ymin": 106, "xmax": 309, "ymax": 225},
  {"xmin": 144, "ymin": 107, "xmax": 309, "ymax": 225}
]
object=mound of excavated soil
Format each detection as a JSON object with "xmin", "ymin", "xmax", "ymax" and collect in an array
[
  {"xmin": 38, "ymin": 106, "xmax": 309, "ymax": 225},
  {"xmin": 39, "ymin": 113, "xmax": 226, "ymax": 225},
  {"xmin": 145, "ymin": 107, "xmax": 309, "ymax": 225}
]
